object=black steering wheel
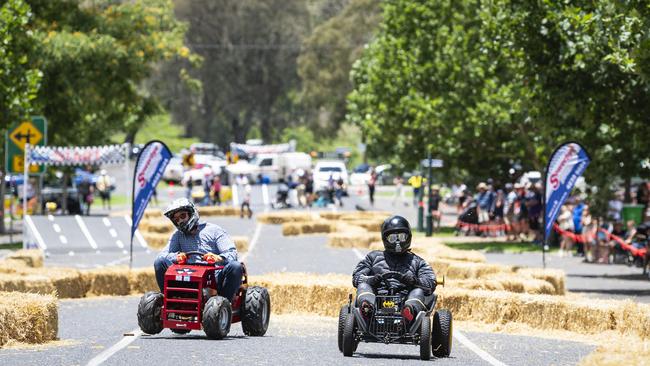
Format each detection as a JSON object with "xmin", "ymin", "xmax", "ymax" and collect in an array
[
  {"xmin": 378, "ymin": 270, "xmax": 441, "ymax": 291},
  {"xmin": 184, "ymin": 251, "xmax": 209, "ymax": 265}
]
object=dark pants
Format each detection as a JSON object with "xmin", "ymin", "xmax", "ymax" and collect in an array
[
  {"xmin": 368, "ymin": 185, "xmax": 375, "ymax": 205},
  {"xmin": 356, "ymin": 282, "xmax": 427, "ymax": 315},
  {"xmin": 154, "ymin": 257, "xmax": 243, "ymax": 302},
  {"xmin": 241, "ymin": 201, "xmax": 252, "ymax": 218}
]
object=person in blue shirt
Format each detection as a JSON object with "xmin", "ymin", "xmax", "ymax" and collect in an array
[{"xmin": 154, "ymin": 198, "xmax": 242, "ymax": 302}]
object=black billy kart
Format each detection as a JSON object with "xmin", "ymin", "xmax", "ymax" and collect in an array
[{"xmin": 338, "ymin": 271, "xmax": 452, "ymax": 360}]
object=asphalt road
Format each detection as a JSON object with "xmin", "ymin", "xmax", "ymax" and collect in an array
[{"xmin": 0, "ymin": 296, "xmax": 594, "ymax": 366}]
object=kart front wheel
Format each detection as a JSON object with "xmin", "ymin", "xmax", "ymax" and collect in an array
[
  {"xmin": 419, "ymin": 316, "xmax": 432, "ymax": 360},
  {"xmin": 342, "ymin": 313, "xmax": 357, "ymax": 357},
  {"xmin": 203, "ymin": 296, "xmax": 232, "ymax": 340},
  {"xmin": 241, "ymin": 286, "xmax": 271, "ymax": 336},
  {"xmin": 337, "ymin": 305, "xmax": 348, "ymax": 352},
  {"xmin": 137, "ymin": 291, "xmax": 163, "ymax": 335},
  {"xmin": 432, "ymin": 309, "xmax": 453, "ymax": 357}
]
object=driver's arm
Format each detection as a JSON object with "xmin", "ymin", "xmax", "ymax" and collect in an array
[
  {"xmin": 416, "ymin": 258, "xmax": 437, "ymax": 294},
  {"xmin": 159, "ymin": 232, "xmax": 182, "ymax": 263},
  {"xmin": 212, "ymin": 228, "xmax": 238, "ymax": 262},
  {"xmin": 352, "ymin": 253, "xmax": 374, "ymax": 288}
]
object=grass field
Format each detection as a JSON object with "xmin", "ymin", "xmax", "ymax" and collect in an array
[{"xmin": 444, "ymin": 240, "xmax": 558, "ymax": 254}]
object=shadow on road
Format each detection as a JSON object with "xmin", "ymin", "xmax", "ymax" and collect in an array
[
  {"xmin": 570, "ymin": 288, "xmax": 650, "ymax": 296},
  {"xmin": 568, "ymin": 273, "xmax": 648, "ymax": 281}
]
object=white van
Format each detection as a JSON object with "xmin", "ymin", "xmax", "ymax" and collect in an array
[
  {"xmin": 249, "ymin": 152, "xmax": 312, "ymax": 182},
  {"xmin": 313, "ymin": 161, "xmax": 348, "ymax": 192}
]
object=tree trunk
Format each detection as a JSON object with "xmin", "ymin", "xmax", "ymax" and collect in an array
[{"xmin": 624, "ymin": 176, "xmax": 632, "ymax": 203}]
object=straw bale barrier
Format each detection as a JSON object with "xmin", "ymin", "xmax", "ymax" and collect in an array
[
  {"xmin": 233, "ymin": 236, "xmax": 249, "ymax": 253},
  {"xmin": 256, "ymin": 211, "xmax": 316, "ymax": 224},
  {"xmin": 452, "ymin": 275, "xmax": 557, "ymax": 295},
  {"xmin": 140, "ymin": 220, "xmax": 173, "ymax": 234},
  {"xmin": 5, "ymin": 249, "xmax": 43, "ymax": 268},
  {"xmin": 515, "ymin": 267, "xmax": 565, "ymax": 295},
  {"xmin": 281, "ymin": 221, "xmax": 340, "ymax": 236},
  {"xmin": 0, "ymin": 292, "xmax": 57, "ymax": 346},
  {"xmin": 0, "ymin": 273, "xmax": 55, "ymax": 294},
  {"xmin": 129, "ymin": 268, "xmax": 158, "ymax": 294},
  {"xmin": 327, "ymin": 232, "xmax": 381, "ymax": 249},
  {"xmin": 82, "ymin": 267, "xmax": 132, "ymax": 296},
  {"xmin": 197, "ymin": 206, "xmax": 241, "ymax": 217},
  {"xmin": 578, "ymin": 340, "xmax": 650, "ymax": 366},
  {"xmin": 249, "ymin": 273, "xmax": 352, "ymax": 317}
]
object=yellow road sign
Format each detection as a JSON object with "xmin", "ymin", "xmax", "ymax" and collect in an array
[
  {"xmin": 9, "ymin": 121, "xmax": 43, "ymax": 151},
  {"xmin": 12, "ymin": 156, "xmax": 40, "ymax": 173}
]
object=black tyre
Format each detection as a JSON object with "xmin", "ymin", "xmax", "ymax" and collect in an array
[
  {"xmin": 342, "ymin": 313, "xmax": 357, "ymax": 357},
  {"xmin": 137, "ymin": 291, "xmax": 163, "ymax": 335},
  {"xmin": 202, "ymin": 296, "xmax": 232, "ymax": 340},
  {"xmin": 171, "ymin": 329, "xmax": 190, "ymax": 335},
  {"xmin": 432, "ymin": 309, "xmax": 453, "ymax": 357},
  {"xmin": 241, "ymin": 286, "xmax": 271, "ymax": 336},
  {"xmin": 337, "ymin": 305, "xmax": 347, "ymax": 352},
  {"xmin": 420, "ymin": 316, "xmax": 432, "ymax": 360}
]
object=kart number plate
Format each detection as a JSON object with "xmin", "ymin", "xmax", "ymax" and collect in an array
[{"xmin": 175, "ymin": 275, "xmax": 191, "ymax": 282}]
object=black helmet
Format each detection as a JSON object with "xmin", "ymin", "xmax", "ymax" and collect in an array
[{"xmin": 381, "ymin": 215, "xmax": 412, "ymax": 253}]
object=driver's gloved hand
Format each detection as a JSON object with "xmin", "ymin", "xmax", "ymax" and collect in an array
[
  {"xmin": 363, "ymin": 274, "xmax": 382, "ymax": 287},
  {"xmin": 176, "ymin": 252, "xmax": 187, "ymax": 264},
  {"xmin": 202, "ymin": 253, "xmax": 222, "ymax": 264},
  {"xmin": 400, "ymin": 273, "xmax": 417, "ymax": 287}
]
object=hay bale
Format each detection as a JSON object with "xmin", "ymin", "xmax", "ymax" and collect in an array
[
  {"xmin": 452, "ymin": 275, "xmax": 557, "ymax": 295},
  {"xmin": 516, "ymin": 267, "xmax": 566, "ymax": 295},
  {"xmin": 143, "ymin": 209, "xmax": 163, "ymax": 220},
  {"xmin": 233, "ymin": 236, "xmax": 249, "ymax": 253},
  {"xmin": 282, "ymin": 222, "xmax": 303, "ymax": 236},
  {"xmin": 46, "ymin": 268, "xmax": 88, "ymax": 299},
  {"xmin": 0, "ymin": 273, "xmax": 55, "ymax": 294},
  {"xmin": 198, "ymin": 206, "xmax": 241, "ymax": 217},
  {"xmin": 437, "ymin": 260, "xmax": 511, "ymax": 280},
  {"xmin": 141, "ymin": 220, "xmax": 174, "ymax": 234},
  {"xmin": 82, "ymin": 267, "xmax": 131, "ymax": 296},
  {"xmin": 579, "ymin": 339, "xmax": 650, "ymax": 365},
  {"xmin": 327, "ymin": 233, "xmax": 381, "ymax": 249},
  {"xmin": 129, "ymin": 268, "xmax": 158, "ymax": 294},
  {"xmin": 5, "ymin": 249, "xmax": 44, "ymax": 268},
  {"xmin": 257, "ymin": 211, "xmax": 313, "ymax": 224},
  {"xmin": 0, "ymin": 292, "xmax": 57, "ymax": 346},
  {"xmin": 142, "ymin": 232, "xmax": 170, "ymax": 249},
  {"xmin": 249, "ymin": 273, "xmax": 353, "ymax": 317},
  {"xmin": 337, "ymin": 211, "xmax": 391, "ymax": 221}
]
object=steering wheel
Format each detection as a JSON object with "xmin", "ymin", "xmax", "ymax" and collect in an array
[
  {"xmin": 378, "ymin": 270, "xmax": 443, "ymax": 290},
  {"xmin": 184, "ymin": 251, "xmax": 209, "ymax": 265}
]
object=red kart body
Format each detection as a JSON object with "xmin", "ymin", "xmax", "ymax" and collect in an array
[{"xmin": 162, "ymin": 262, "xmax": 247, "ymax": 331}]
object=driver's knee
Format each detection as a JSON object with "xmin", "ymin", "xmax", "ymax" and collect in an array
[
  {"xmin": 154, "ymin": 256, "xmax": 170, "ymax": 273},
  {"xmin": 224, "ymin": 260, "xmax": 243, "ymax": 281},
  {"xmin": 356, "ymin": 282, "xmax": 376, "ymax": 307}
]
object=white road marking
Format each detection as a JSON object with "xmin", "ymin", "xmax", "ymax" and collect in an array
[
  {"xmin": 68, "ymin": 251, "xmax": 74, "ymax": 256},
  {"xmin": 105, "ymin": 256, "xmax": 130, "ymax": 266},
  {"xmin": 59, "ymin": 235, "xmax": 68, "ymax": 244},
  {"xmin": 24, "ymin": 215, "xmax": 47, "ymax": 250},
  {"xmin": 352, "ymin": 248, "xmax": 365, "ymax": 260},
  {"xmin": 240, "ymin": 222, "xmax": 262, "ymax": 263},
  {"xmin": 47, "ymin": 214, "xmax": 54, "ymax": 222},
  {"xmin": 454, "ymin": 330, "xmax": 508, "ymax": 366},
  {"xmin": 102, "ymin": 217, "xmax": 111, "ymax": 227},
  {"xmin": 85, "ymin": 328, "xmax": 142, "ymax": 366},
  {"xmin": 75, "ymin": 215, "xmax": 99, "ymax": 250},
  {"xmin": 109, "ymin": 228, "xmax": 118, "ymax": 238},
  {"xmin": 124, "ymin": 216, "xmax": 149, "ymax": 248},
  {"xmin": 53, "ymin": 224, "xmax": 61, "ymax": 233},
  {"xmin": 115, "ymin": 240, "xmax": 124, "ymax": 249}
]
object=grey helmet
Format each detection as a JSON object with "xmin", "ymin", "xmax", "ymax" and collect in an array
[{"xmin": 163, "ymin": 198, "xmax": 199, "ymax": 234}]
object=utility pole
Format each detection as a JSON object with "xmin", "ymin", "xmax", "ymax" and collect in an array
[{"xmin": 426, "ymin": 149, "xmax": 433, "ymax": 236}]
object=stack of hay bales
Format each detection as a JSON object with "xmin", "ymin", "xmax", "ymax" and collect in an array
[
  {"xmin": 282, "ymin": 220, "xmax": 337, "ymax": 236},
  {"xmin": 257, "ymin": 211, "xmax": 317, "ymax": 224},
  {"xmin": 198, "ymin": 206, "xmax": 241, "ymax": 216},
  {"xmin": 327, "ymin": 232, "xmax": 381, "ymax": 248},
  {"xmin": 4, "ymin": 249, "xmax": 44, "ymax": 268},
  {"xmin": 0, "ymin": 292, "xmax": 58, "ymax": 346}
]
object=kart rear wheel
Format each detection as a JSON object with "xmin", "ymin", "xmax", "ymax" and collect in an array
[
  {"xmin": 241, "ymin": 286, "xmax": 271, "ymax": 336},
  {"xmin": 171, "ymin": 329, "xmax": 190, "ymax": 335},
  {"xmin": 342, "ymin": 312, "xmax": 359, "ymax": 356},
  {"xmin": 203, "ymin": 296, "xmax": 232, "ymax": 340},
  {"xmin": 432, "ymin": 309, "xmax": 453, "ymax": 357},
  {"xmin": 337, "ymin": 305, "xmax": 348, "ymax": 353},
  {"xmin": 137, "ymin": 291, "xmax": 163, "ymax": 335},
  {"xmin": 419, "ymin": 316, "xmax": 432, "ymax": 360}
]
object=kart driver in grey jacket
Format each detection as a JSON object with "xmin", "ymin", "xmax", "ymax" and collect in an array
[{"xmin": 352, "ymin": 215, "xmax": 436, "ymax": 324}]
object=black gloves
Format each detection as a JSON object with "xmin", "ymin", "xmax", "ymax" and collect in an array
[
  {"xmin": 363, "ymin": 274, "xmax": 382, "ymax": 287},
  {"xmin": 400, "ymin": 273, "xmax": 417, "ymax": 287}
]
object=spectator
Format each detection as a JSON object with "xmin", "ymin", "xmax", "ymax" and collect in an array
[
  {"xmin": 78, "ymin": 176, "xmax": 93, "ymax": 216},
  {"xmin": 504, "ymin": 183, "xmax": 518, "ymax": 241},
  {"xmin": 408, "ymin": 173, "xmax": 423, "ymax": 206},
  {"xmin": 572, "ymin": 197, "xmax": 586, "ymax": 255},
  {"xmin": 429, "ymin": 185, "xmax": 442, "ymax": 231},
  {"xmin": 335, "ymin": 177, "xmax": 346, "ymax": 207},
  {"xmin": 392, "ymin": 176, "xmax": 408, "ymax": 207},
  {"xmin": 492, "ymin": 189, "xmax": 505, "ymax": 237},
  {"xmin": 526, "ymin": 183, "xmax": 543, "ymax": 244},
  {"xmin": 240, "ymin": 180, "xmax": 253, "ymax": 219},
  {"xmin": 557, "ymin": 205, "xmax": 574, "ymax": 257},
  {"xmin": 211, "ymin": 176, "xmax": 222, "ymax": 206},
  {"xmin": 475, "ymin": 182, "xmax": 493, "ymax": 225},
  {"xmin": 96, "ymin": 169, "xmax": 112, "ymax": 210},
  {"xmin": 368, "ymin": 168, "xmax": 377, "ymax": 206},
  {"xmin": 607, "ymin": 191, "xmax": 624, "ymax": 222},
  {"xmin": 515, "ymin": 184, "xmax": 529, "ymax": 240},
  {"xmin": 456, "ymin": 184, "xmax": 468, "ymax": 214}
]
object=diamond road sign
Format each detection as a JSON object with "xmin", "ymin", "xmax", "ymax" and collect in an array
[{"xmin": 5, "ymin": 116, "xmax": 47, "ymax": 174}]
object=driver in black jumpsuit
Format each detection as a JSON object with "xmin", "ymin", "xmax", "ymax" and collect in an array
[{"xmin": 352, "ymin": 215, "xmax": 436, "ymax": 324}]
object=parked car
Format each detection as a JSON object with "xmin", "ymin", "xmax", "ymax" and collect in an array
[
  {"xmin": 313, "ymin": 160, "xmax": 348, "ymax": 192},
  {"xmin": 349, "ymin": 163, "xmax": 392, "ymax": 186},
  {"xmin": 163, "ymin": 156, "xmax": 184, "ymax": 183},
  {"xmin": 247, "ymin": 152, "xmax": 312, "ymax": 183}
]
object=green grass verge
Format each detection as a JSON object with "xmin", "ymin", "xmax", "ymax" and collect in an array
[
  {"xmin": 444, "ymin": 241, "xmax": 558, "ymax": 254},
  {"xmin": 414, "ymin": 226, "xmax": 457, "ymax": 238},
  {"xmin": 0, "ymin": 242, "xmax": 23, "ymax": 250}
]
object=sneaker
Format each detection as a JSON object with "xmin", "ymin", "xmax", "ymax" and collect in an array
[{"xmin": 360, "ymin": 301, "xmax": 374, "ymax": 319}]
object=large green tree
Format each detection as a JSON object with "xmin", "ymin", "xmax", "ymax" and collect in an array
[
  {"xmin": 347, "ymin": 0, "xmax": 650, "ymax": 193},
  {"xmin": 27, "ymin": 0, "xmax": 191, "ymax": 146}
]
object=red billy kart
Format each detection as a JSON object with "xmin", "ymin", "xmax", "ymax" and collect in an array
[{"xmin": 137, "ymin": 251, "xmax": 270, "ymax": 339}]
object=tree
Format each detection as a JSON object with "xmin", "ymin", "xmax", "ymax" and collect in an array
[
  {"xmin": 27, "ymin": 0, "xmax": 191, "ymax": 146},
  {"xmin": 297, "ymin": 0, "xmax": 381, "ymax": 134}
]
